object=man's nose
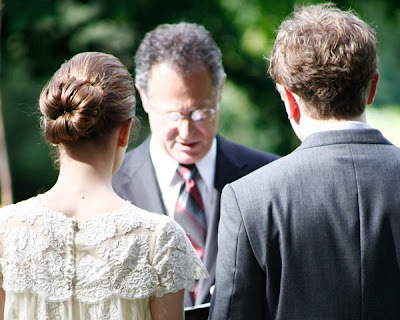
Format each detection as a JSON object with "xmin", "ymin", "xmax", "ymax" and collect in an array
[{"xmin": 177, "ymin": 119, "xmax": 192, "ymax": 139}]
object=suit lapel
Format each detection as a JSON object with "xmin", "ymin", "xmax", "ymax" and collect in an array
[{"xmin": 195, "ymin": 136, "xmax": 245, "ymax": 304}]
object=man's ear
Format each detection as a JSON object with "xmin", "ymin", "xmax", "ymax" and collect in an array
[
  {"xmin": 136, "ymin": 84, "xmax": 150, "ymax": 113},
  {"xmin": 367, "ymin": 72, "xmax": 379, "ymax": 105},
  {"xmin": 217, "ymin": 74, "xmax": 227, "ymax": 103},
  {"xmin": 118, "ymin": 118, "xmax": 133, "ymax": 148},
  {"xmin": 284, "ymin": 88, "xmax": 300, "ymax": 121}
]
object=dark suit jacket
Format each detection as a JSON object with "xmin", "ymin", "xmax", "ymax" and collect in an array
[
  {"xmin": 210, "ymin": 128, "xmax": 400, "ymax": 319},
  {"xmin": 112, "ymin": 134, "xmax": 279, "ymax": 307}
]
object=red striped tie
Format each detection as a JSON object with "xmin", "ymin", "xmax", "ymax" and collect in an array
[{"xmin": 174, "ymin": 164, "xmax": 207, "ymax": 260}]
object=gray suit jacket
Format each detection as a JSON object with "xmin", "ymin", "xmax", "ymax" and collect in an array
[
  {"xmin": 210, "ymin": 129, "xmax": 400, "ymax": 319},
  {"xmin": 112, "ymin": 134, "xmax": 279, "ymax": 307}
]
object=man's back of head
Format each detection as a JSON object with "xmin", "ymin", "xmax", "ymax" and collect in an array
[{"xmin": 269, "ymin": 3, "xmax": 378, "ymax": 120}]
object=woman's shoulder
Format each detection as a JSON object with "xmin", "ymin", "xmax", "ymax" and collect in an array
[
  {"xmin": 112, "ymin": 202, "xmax": 180, "ymax": 234},
  {"xmin": 1, "ymin": 195, "xmax": 40, "ymax": 210},
  {"xmin": 0, "ymin": 196, "xmax": 41, "ymax": 221},
  {"xmin": 112, "ymin": 204, "xmax": 198, "ymax": 259},
  {"xmin": 123, "ymin": 203, "xmax": 171, "ymax": 222}
]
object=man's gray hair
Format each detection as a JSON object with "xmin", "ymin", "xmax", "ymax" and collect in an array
[{"xmin": 135, "ymin": 22, "xmax": 225, "ymax": 95}]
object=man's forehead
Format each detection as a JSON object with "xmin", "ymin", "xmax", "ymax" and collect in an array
[
  {"xmin": 147, "ymin": 63, "xmax": 215, "ymax": 90},
  {"xmin": 148, "ymin": 62, "xmax": 211, "ymax": 80}
]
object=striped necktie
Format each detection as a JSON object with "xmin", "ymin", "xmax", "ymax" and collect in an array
[{"xmin": 174, "ymin": 164, "xmax": 207, "ymax": 260}]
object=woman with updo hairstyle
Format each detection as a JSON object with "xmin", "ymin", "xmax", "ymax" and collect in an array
[{"xmin": 0, "ymin": 52, "xmax": 207, "ymax": 320}]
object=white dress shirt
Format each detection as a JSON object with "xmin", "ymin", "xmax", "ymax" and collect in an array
[{"xmin": 149, "ymin": 137, "xmax": 218, "ymax": 227}]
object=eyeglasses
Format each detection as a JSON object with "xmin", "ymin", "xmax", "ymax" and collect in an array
[
  {"xmin": 152, "ymin": 107, "xmax": 218, "ymax": 127},
  {"xmin": 165, "ymin": 108, "xmax": 217, "ymax": 122}
]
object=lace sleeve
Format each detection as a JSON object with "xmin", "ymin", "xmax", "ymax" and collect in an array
[
  {"xmin": 0, "ymin": 231, "xmax": 2, "ymax": 288},
  {"xmin": 151, "ymin": 219, "xmax": 208, "ymax": 297},
  {"xmin": 0, "ymin": 206, "xmax": 10, "ymax": 288},
  {"xmin": 0, "ymin": 207, "xmax": 10, "ymax": 288}
]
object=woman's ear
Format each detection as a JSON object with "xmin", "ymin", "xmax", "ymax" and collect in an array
[
  {"xmin": 367, "ymin": 72, "xmax": 379, "ymax": 105},
  {"xmin": 118, "ymin": 118, "xmax": 133, "ymax": 147}
]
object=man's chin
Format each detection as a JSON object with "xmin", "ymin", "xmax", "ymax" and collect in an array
[{"xmin": 172, "ymin": 150, "xmax": 203, "ymax": 165}]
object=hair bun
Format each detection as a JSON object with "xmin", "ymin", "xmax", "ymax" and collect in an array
[
  {"xmin": 40, "ymin": 52, "xmax": 137, "ymax": 145},
  {"xmin": 41, "ymin": 76, "xmax": 105, "ymax": 144}
]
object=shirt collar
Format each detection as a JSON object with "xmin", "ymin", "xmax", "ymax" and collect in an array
[
  {"xmin": 309, "ymin": 120, "xmax": 372, "ymax": 135},
  {"xmin": 149, "ymin": 137, "xmax": 217, "ymax": 192},
  {"xmin": 195, "ymin": 138, "xmax": 217, "ymax": 192},
  {"xmin": 149, "ymin": 138, "xmax": 178, "ymax": 193}
]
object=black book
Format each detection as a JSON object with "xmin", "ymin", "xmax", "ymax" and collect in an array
[{"xmin": 184, "ymin": 302, "xmax": 210, "ymax": 320}]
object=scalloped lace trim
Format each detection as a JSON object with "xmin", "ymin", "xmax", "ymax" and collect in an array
[{"xmin": 0, "ymin": 196, "xmax": 208, "ymax": 313}]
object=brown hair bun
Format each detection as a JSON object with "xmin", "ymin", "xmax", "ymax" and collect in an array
[{"xmin": 40, "ymin": 52, "xmax": 136, "ymax": 144}]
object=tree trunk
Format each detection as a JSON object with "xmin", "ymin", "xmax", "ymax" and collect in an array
[
  {"xmin": 0, "ymin": 99, "xmax": 13, "ymax": 205},
  {"xmin": 0, "ymin": 0, "xmax": 13, "ymax": 205}
]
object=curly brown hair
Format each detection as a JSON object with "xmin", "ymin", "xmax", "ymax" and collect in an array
[{"xmin": 269, "ymin": 3, "xmax": 378, "ymax": 119}]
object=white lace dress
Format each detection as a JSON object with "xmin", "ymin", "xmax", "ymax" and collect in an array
[{"xmin": 0, "ymin": 195, "xmax": 208, "ymax": 319}]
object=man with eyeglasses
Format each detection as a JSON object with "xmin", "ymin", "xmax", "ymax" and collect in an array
[{"xmin": 112, "ymin": 22, "xmax": 279, "ymax": 308}]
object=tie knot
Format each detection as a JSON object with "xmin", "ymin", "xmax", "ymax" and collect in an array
[{"xmin": 177, "ymin": 164, "xmax": 198, "ymax": 181}]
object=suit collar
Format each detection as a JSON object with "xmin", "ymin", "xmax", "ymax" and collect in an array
[
  {"xmin": 214, "ymin": 135, "xmax": 247, "ymax": 191},
  {"xmin": 298, "ymin": 128, "xmax": 392, "ymax": 151}
]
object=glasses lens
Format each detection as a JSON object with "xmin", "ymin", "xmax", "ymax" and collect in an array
[
  {"xmin": 165, "ymin": 112, "xmax": 182, "ymax": 122},
  {"xmin": 192, "ymin": 109, "xmax": 216, "ymax": 122}
]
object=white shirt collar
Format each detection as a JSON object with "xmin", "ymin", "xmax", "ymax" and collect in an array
[
  {"xmin": 149, "ymin": 138, "xmax": 178, "ymax": 193},
  {"xmin": 309, "ymin": 121, "xmax": 372, "ymax": 135},
  {"xmin": 149, "ymin": 137, "xmax": 217, "ymax": 192},
  {"xmin": 194, "ymin": 138, "xmax": 217, "ymax": 192}
]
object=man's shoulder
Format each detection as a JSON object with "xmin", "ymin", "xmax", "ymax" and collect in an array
[
  {"xmin": 217, "ymin": 135, "xmax": 279, "ymax": 164},
  {"xmin": 114, "ymin": 137, "xmax": 152, "ymax": 181},
  {"xmin": 228, "ymin": 148, "xmax": 297, "ymax": 192},
  {"xmin": 126, "ymin": 137, "xmax": 151, "ymax": 159},
  {"xmin": 214, "ymin": 135, "xmax": 280, "ymax": 189}
]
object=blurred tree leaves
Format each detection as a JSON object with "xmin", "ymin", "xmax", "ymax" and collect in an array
[{"xmin": 1, "ymin": 0, "xmax": 399, "ymax": 202}]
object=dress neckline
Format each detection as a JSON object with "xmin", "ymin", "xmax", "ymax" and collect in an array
[{"xmin": 36, "ymin": 194, "xmax": 131, "ymax": 224}]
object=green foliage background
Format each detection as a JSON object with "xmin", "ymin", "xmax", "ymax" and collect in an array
[{"xmin": 1, "ymin": 0, "xmax": 399, "ymax": 202}]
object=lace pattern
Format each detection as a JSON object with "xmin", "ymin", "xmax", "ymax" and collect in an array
[{"xmin": 0, "ymin": 196, "xmax": 208, "ymax": 319}]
